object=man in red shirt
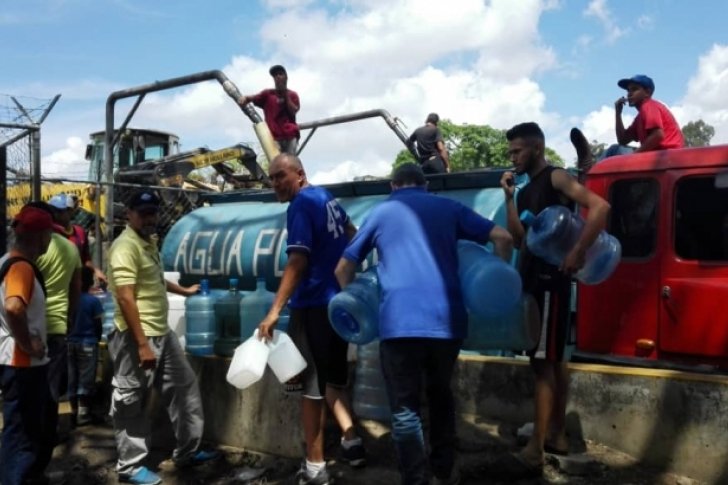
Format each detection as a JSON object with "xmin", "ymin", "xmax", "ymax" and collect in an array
[
  {"xmin": 238, "ymin": 65, "xmax": 300, "ymax": 154},
  {"xmin": 614, "ymin": 74, "xmax": 684, "ymax": 153}
]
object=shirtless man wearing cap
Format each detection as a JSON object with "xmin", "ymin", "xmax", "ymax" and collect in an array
[{"xmin": 237, "ymin": 64, "xmax": 300, "ymax": 154}]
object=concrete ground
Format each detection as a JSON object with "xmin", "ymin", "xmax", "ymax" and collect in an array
[{"xmin": 39, "ymin": 405, "xmax": 704, "ymax": 485}]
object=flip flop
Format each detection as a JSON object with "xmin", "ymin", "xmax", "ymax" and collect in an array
[{"xmin": 491, "ymin": 452, "xmax": 543, "ymax": 480}]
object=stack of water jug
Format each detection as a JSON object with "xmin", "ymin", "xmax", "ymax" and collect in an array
[{"xmin": 183, "ymin": 277, "xmax": 307, "ymax": 390}]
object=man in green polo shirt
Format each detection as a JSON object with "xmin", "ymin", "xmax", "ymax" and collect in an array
[
  {"xmin": 31, "ymin": 201, "xmax": 82, "ymax": 452},
  {"xmin": 107, "ymin": 190, "xmax": 218, "ymax": 485}
]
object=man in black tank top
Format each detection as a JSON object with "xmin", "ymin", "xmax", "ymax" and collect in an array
[{"xmin": 493, "ymin": 122, "xmax": 610, "ymax": 478}]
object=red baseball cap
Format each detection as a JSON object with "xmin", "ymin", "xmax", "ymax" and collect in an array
[{"xmin": 12, "ymin": 206, "xmax": 54, "ymax": 234}]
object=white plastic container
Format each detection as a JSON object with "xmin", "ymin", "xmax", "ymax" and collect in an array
[
  {"xmin": 167, "ymin": 293, "xmax": 187, "ymax": 349},
  {"xmin": 226, "ymin": 330, "xmax": 270, "ymax": 389},
  {"xmin": 266, "ymin": 330, "xmax": 307, "ymax": 383}
]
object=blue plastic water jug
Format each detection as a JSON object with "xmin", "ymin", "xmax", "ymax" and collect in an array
[
  {"xmin": 523, "ymin": 206, "xmax": 622, "ymax": 285},
  {"xmin": 185, "ymin": 279, "xmax": 216, "ymax": 356},
  {"xmin": 353, "ymin": 340, "xmax": 391, "ymax": 421},
  {"xmin": 328, "ymin": 268, "xmax": 380, "ymax": 345},
  {"xmin": 240, "ymin": 278, "xmax": 274, "ymax": 339},
  {"xmin": 96, "ymin": 290, "xmax": 116, "ymax": 341},
  {"xmin": 214, "ymin": 278, "xmax": 244, "ymax": 357},
  {"xmin": 458, "ymin": 241, "xmax": 522, "ymax": 318},
  {"xmin": 462, "ymin": 294, "xmax": 541, "ymax": 351}
]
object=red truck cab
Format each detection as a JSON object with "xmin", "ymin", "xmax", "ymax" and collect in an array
[{"xmin": 576, "ymin": 146, "xmax": 728, "ymax": 370}]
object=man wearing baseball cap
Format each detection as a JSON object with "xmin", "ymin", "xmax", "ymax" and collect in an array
[
  {"xmin": 48, "ymin": 193, "xmax": 107, "ymax": 284},
  {"xmin": 107, "ymin": 190, "xmax": 218, "ymax": 484},
  {"xmin": 237, "ymin": 64, "xmax": 301, "ymax": 154},
  {"xmin": 613, "ymin": 74, "xmax": 684, "ymax": 154},
  {"xmin": 0, "ymin": 205, "xmax": 55, "ymax": 485}
]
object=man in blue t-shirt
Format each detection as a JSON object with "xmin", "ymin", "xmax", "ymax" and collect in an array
[
  {"xmin": 335, "ymin": 163, "xmax": 513, "ymax": 485},
  {"xmin": 257, "ymin": 153, "xmax": 364, "ymax": 484}
]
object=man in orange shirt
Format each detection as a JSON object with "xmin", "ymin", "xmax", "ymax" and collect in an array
[{"xmin": 0, "ymin": 205, "xmax": 55, "ymax": 485}]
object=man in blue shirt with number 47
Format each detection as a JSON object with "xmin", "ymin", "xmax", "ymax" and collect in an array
[
  {"xmin": 335, "ymin": 163, "xmax": 513, "ymax": 485},
  {"xmin": 257, "ymin": 153, "xmax": 365, "ymax": 485}
]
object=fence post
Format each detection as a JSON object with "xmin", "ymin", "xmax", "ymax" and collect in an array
[{"xmin": 0, "ymin": 146, "xmax": 6, "ymax": 252}]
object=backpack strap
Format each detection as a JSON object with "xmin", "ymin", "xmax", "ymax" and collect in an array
[{"xmin": 0, "ymin": 256, "xmax": 47, "ymax": 297}]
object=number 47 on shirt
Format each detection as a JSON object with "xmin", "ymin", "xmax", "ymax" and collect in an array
[{"xmin": 326, "ymin": 200, "xmax": 346, "ymax": 239}]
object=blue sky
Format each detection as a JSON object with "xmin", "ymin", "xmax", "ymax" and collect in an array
[{"xmin": 1, "ymin": 0, "xmax": 727, "ymax": 181}]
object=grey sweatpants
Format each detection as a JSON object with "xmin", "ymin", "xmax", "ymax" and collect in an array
[{"xmin": 107, "ymin": 330, "xmax": 204, "ymax": 476}]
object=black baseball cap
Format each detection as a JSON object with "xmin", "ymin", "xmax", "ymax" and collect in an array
[
  {"xmin": 269, "ymin": 64, "xmax": 287, "ymax": 76},
  {"xmin": 127, "ymin": 190, "xmax": 160, "ymax": 212}
]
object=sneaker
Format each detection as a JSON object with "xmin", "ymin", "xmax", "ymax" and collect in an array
[
  {"xmin": 174, "ymin": 449, "xmax": 220, "ymax": 468},
  {"xmin": 119, "ymin": 467, "xmax": 162, "ymax": 485},
  {"xmin": 296, "ymin": 464, "xmax": 331, "ymax": 485},
  {"xmin": 341, "ymin": 442, "xmax": 366, "ymax": 468}
]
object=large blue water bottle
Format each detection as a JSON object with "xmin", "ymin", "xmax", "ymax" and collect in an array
[
  {"xmin": 240, "ymin": 278, "xmax": 274, "ymax": 339},
  {"xmin": 523, "ymin": 206, "xmax": 621, "ymax": 285},
  {"xmin": 97, "ymin": 290, "xmax": 116, "ymax": 341},
  {"xmin": 353, "ymin": 340, "xmax": 391, "ymax": 421},
  {"xmin": 462, "ymin": 294, "xmax": 541, "ymax": 351},
  {"xmin": 328, "ymin": 267, "xmax": 380, "ymax": 345},
  {"xmin": 185, "ymin": 279, "xmax": 216, "ymax": 356},
  {"xmin": 214, "ymin": 278, "xmax": 243, "ymax": 357},
  {"xmin": 458, "ymin": 241, "xmax": 522, "ymax": 318}
]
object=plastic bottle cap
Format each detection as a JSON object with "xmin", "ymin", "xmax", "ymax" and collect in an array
[{"xmin": 519, "ymin": 210, "xmax": 536, "ymax": 226}]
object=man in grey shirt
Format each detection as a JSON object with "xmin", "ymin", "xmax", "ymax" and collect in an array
[{"xmin": 407, "ymin": 113, "xmax": 450, "ymax": 174}]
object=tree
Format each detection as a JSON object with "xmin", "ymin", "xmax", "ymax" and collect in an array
[
  {"xmin": 393, "ymin": 120, "xmax": 564, "ymax": 172},
  {"xmin": 682, "ymin": 120, "xmax": 715, "ymax": 148}
]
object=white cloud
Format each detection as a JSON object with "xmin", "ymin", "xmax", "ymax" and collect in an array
[
  {"xmin": 41, "ymin": 136, "xmax": 88, "ymax": 179},
  {"xmin": 673, "ymin": 44, "xmax": 728, "ymax": 143},
  {"xmin": 584, "ymin": 0, "xmax": 627, "ymax": 44},
  {"xmin": 126, "ymin": 0, "xmax": 562, "ymax": 182}
]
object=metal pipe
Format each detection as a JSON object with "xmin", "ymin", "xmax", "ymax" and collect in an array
[
  {"xmin": 112, "ymin": 94, "xmax": 146, "ymax": 148},
  {"xmin": 30, "ymin": 129, "xmax": 41, "ymax": 201},
  {"xmin": 297, "ymin": 109, "xmax": 416, "ymax": 158},
  {"xmin": 0, "ymin": 146, "xmax": 6, "ymax": 252},
  {"xmin": 0, "ymin": 129, "xmax": 31, "ymax": 149},
  {"xmin": 0, "ymin": 121, "xmax": 35, "ymax": 131},
  {"xmin": 104, "ymin": 70, "xmax": 258, "ymax": 246},
  {"xmin": 37, "ymin": 94, "xmax": 61, "ymax": 124},
  {"xmin": 10, "ymin": 97, "xmax": 33, "ymax": 124}
]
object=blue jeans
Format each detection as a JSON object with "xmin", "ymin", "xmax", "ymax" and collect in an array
[
  {"xmin": 601, "ymin": 144, "xmax": 635, "ymax": 159},
  {"xmin": 379, "ymin": 338, "xmax": 462, "ymax": 485},
  {"xmin": 0, "ymin": 364, "xmax": 55, "ymax": 485},
  {"xmin": 67, "ymin": 340, "xmax": 99, "ymax": 398}
]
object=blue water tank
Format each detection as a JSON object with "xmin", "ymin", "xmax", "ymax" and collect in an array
[
  {"xmin": 185, "ymin": 279, "xmax": 216, "ymax": 356},
  {"xmin": 523, "ymin": 206, "xmax": 621, "ymax": 285},
  {"xmin": 240, "ymin": 278, "xmax": 274, "ymax": 340},
  {"xmin": 353, "ymin": 340, "xmax": 391, "ymax": 421},
  {"xmin": 160, "ymin": 172, "xmax": 521, "ymax": 289},
  {"xmin": 458, "ymin": 241, "xmax": 522, "ymax": 318},
  {"xmin": 328, "ymin": 268, "xmax": 380, "ymax": 345},
  {"xmin": 214, "ymin": 278, "xmax": 244, "ymax": 357}
]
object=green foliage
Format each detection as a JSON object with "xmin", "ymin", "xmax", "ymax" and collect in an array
[
  {"xmin": 682, "ymin": 119, "xmax": 715, "ymax": 148},
  {"xmin": 394, "ymin": 120, "xmax": 563, "ymax": 172}
]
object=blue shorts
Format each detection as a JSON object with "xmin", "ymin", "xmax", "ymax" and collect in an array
[{"xmin": 67, "ymin": 341, "xmax": 99, "ymax": 397}]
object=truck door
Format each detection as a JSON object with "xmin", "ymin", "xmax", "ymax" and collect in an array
[
  {"xmin": 577, "ymin": 177, "xmax": 662, "ymax": 357},
  {"xmin": 658, "ymin": 171, "xmax": 728, "ymax": 358}
]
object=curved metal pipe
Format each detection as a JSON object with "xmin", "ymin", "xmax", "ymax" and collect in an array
[{"xmin": 103, "ymin": 70, "xmax": 260, "ymax": 249}]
